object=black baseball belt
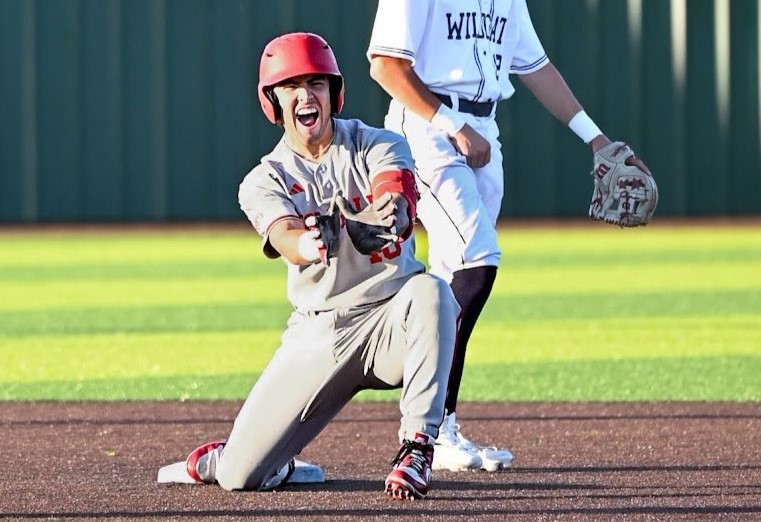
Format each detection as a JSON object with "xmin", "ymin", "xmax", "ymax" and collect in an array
[{"xmin": 433, "ymin": 92, "xmax": 495, "ymax": 118}]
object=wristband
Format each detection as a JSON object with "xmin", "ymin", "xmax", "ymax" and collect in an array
[
  {"xmin": 430, "ymin": 103, "xmax": 466, "ymax": 136},
  {"xmin": 568, "ymin": 110, "xmax": 602, "ymax": 143}
]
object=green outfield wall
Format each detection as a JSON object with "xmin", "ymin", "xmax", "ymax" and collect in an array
[{"xmin": 1, "ymin": 0, "xmax": 759, "ymax": 222}]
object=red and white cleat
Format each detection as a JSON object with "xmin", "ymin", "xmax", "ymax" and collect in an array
[
  {"xmin": 186, "ymin": 440, "xmax": 227, "ymax": 483},
  {"xmin": 384, "ymin": 432, "xmax": 434, "ymax": 500}
]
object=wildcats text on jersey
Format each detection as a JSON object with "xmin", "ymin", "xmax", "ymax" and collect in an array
[{"xmin": 446, "ymin": 12, "xmax": 507, "ymax": 43}]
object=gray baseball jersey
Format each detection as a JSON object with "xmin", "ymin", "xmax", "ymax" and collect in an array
[
  {"xmin": 212, "ymin": 118, "xmax": 459, "ymax": 491},
  {"xmin": 239, "ymin": 118, "xmax": 426, "ymax": 311}
]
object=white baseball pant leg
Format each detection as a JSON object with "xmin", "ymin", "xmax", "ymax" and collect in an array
[{"xmin": 385, "ymin": 100, "xmax": 504, "ymax": 282}]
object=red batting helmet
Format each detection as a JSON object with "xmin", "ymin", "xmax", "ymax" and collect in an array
[{"xmin": 258, "ymin": 32, "xmax": 345, "ymax": 124}]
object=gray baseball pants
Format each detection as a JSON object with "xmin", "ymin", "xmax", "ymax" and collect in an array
[{"xmin": 215, "ymin": 273, "xmax": 459, "ymax": 491}]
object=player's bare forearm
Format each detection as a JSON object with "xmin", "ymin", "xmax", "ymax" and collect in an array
[
  {"xmin": 520, "ymin": 64, "xmax": 612, "ymax": 152},
  {"xmin": 369, "ymin": 56, "xmax": 441, "ymax": 121},
  {"xmin": 520, "ymin": 65, "xmax": 649, "ymax": 171},
  {"xmin": 268, "ymin": 218, "xmax": 314, "ymax": 266},
  {"xmin": 520, "ymin": 64, "xmax": 588, "ymax": 127},
  {"xmin": 589, "ymin": 135, "xmax": 612, "ymax": 153}
]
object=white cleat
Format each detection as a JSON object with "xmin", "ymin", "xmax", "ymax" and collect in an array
[
  {"xmin": 432, "ymin": 413, "xmax": 481, "ymax": 471},
  {"xmin": 478, "ymin": 446, "xmax": 514, "ymax": 472},
  {"xmin": 431, "ymin": 443, "xmax": 482, "ymax": 471},
  {"xmin": 432, "ymin": 412, "xmax": 513, "ymax": 472}
]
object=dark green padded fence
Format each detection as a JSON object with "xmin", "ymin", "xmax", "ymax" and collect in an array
[{"xmin": 1, "ymin": 0, "xmax": 759, "ymax": 222}]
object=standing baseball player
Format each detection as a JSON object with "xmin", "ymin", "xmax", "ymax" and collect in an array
[
  {"xmin": 367, "ymin": 0, "xmax": 656, "ymax": 472},
  {"xmin": 161, "ymin": 32, "xmax": 460, "ymax": 501}
]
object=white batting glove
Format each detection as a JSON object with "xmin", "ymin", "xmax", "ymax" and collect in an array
[{"xmin": 297, "ymin": 229, "xmax": 324, "ymax": 264}]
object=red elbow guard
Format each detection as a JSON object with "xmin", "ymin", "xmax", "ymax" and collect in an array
[{"xmin": 371, "ymin": 169, "xmax": 418, "ymax": 240}]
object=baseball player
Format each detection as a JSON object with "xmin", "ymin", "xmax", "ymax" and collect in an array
[
  {"xmin": 367, "ymin": 0, "xmax": 652, "ymax": 472},
  {"xmin": 162, "ymin": 32, "xmax": 459, "ymax": 501}
]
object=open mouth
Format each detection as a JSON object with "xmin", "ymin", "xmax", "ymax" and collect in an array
[{"xmin": 296, "ymin": 107, "xmax": 319, "ymax": 128}]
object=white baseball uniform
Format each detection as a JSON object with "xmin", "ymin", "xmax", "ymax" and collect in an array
[
  {"xmin": 214, "ymin": 118, "xmax": 459, "ymax": 491},
  {"xmin": 368, "ymin": 0, "xmax": 550, "ymax": 281}
]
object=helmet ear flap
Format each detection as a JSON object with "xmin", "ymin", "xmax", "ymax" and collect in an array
[
  {"xmin": 265, "ymin": 89, "xmax": 282, "ymax": 123},
  {"xmin": 328, "ymin": 76, "xmax": 344, "ymax": 116}
]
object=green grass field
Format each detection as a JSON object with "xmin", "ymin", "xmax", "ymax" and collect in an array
[{"xmin": 1, "ymin": 223, "xmax": 759, "ymax": 402}]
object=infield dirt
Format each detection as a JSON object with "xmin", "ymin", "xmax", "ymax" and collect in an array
[{"xmin": 3, "ymin": 401, "xmax": 760, "ymax": 521}]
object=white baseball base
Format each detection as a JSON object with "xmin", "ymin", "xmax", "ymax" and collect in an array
[
  {"xmin": 157, "ymin": 459, "xmax": 325, "ymax": 484},
  {"xmin": 157, "ymin": 461, "xmax": 200, "ymax": 484}
]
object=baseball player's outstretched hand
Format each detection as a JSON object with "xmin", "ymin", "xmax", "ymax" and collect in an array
[
  {"xmin": 303, "ymin": 210, "xmax": 341, "ymax": 266},
  {"xmin": 335, "ymin": 193, "xmax": 405, "ymax": 255},
  {"xmin": 335, "ymin": 192, "xmax": 401, "ymax": 229},
  {"xmin": 452, "ymin": 124, "xmax": 491, "ymax": 169}
]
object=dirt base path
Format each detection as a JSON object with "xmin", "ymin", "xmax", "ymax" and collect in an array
[{"xmin": 3, "ymin": 401, "xmax": 760, "ymax": 521}]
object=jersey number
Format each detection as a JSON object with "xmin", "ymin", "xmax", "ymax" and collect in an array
[
  {"xmin": 369, "ymin": 242, "xmax": 401, "ymax": 264},
  {"xmin": 349, "ymin": 195, "xmax": 403, "ymax": 264}
]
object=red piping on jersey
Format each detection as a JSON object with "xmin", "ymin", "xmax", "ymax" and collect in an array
[
  {"xmin": 264, "ymin": 214, "xmax": 302, "ymax": 238},
  {"xmin": 371, "ymin": 169, "xmax": 418, "ymax": 241}
]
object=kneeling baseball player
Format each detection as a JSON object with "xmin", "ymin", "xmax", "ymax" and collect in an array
[{"xmin": 158, "ymin": 32, "xmax": 459, "ymax": 501}]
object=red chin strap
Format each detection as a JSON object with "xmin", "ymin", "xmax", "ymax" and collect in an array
[{"xmin": 371, "ymin": 169, "xmax": 419, "ymax": 240}]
